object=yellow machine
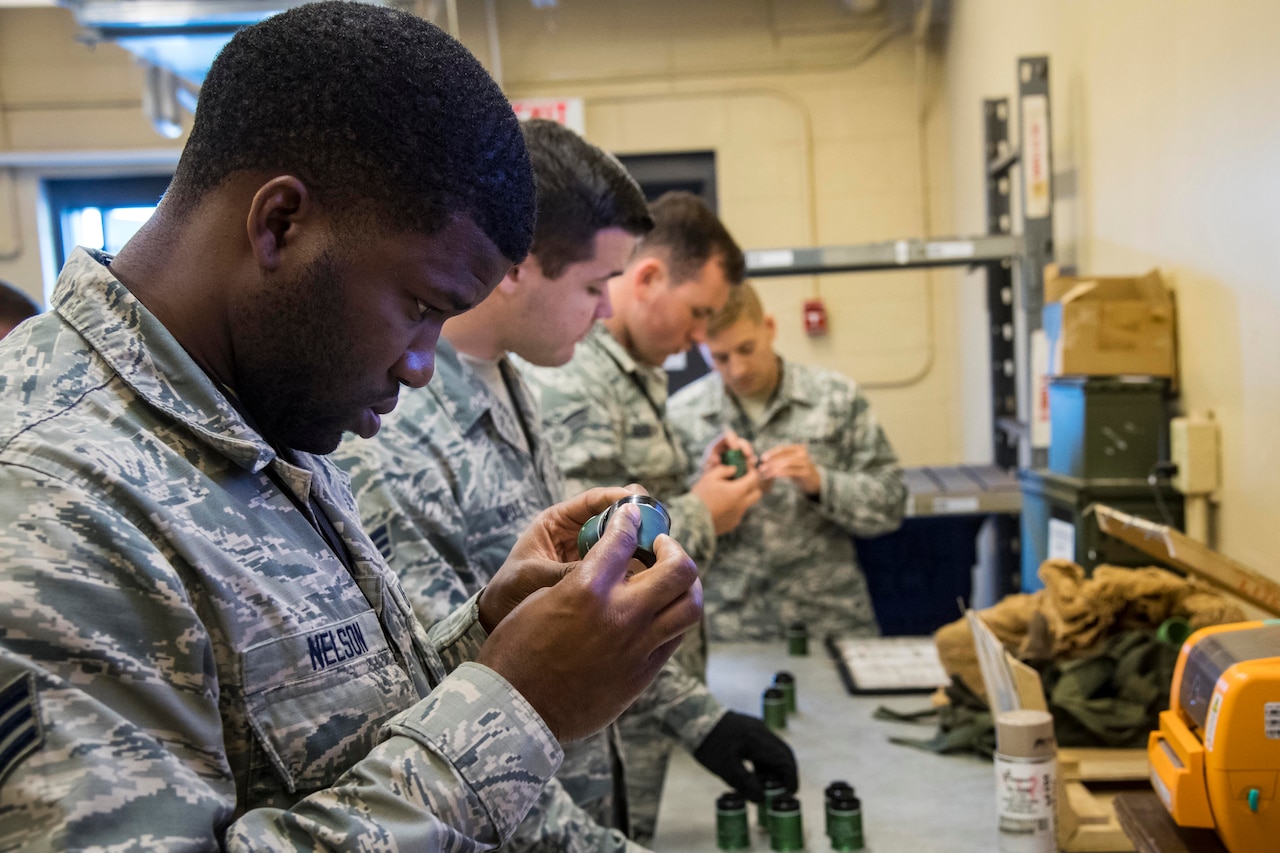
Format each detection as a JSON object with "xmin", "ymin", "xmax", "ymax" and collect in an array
[{"xmin": 1149, "ymin": 620, "xmax": 1280, "ymax": 852}]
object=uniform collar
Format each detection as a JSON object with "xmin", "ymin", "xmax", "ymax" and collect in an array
[
  {"xmin": 709, "ymin": 356, "xmax": 817, "ymax": 424},
  {"xmin": 433, "ymin": 338, "xmax": 493, "ymax": 433},
  {"xmin": 587, "ymin": 321, "xmax": 641, "ymax": 375},
  {"xmin": 772, "ymin": 356, "xmax": 822, "ymax": 408},
  {"xmin": 53, "ymin": 247, "xmax": 278, "ymax": 473},
  {"xmin": 587, "ymin": 321, "xmax": 668, "ymax": 402},
  {"xmin": 432, "ymin": 337, "xmax": 531, "ymax": 449}
]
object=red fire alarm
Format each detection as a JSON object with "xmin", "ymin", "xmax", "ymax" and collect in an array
[{"xmin": 803, "ymin": 298, "xmax": 828, "ymax": 337}]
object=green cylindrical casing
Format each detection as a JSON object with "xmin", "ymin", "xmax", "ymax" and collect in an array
[
  {"xmin": 827, "ymin": 795, "xmax": 863, "ymax": 850},
  {"xmin": 823, "ymin": 782, "xmax": 854, "ymax": 837},
  {"xmin": 823, "ymin": 781, "xmax": 854, "ymax": 802},
  {"xmin": 758, "ymin": 777, "xmax": 787, "ymax": 831},
  {"xmin": 576, "ymin": 494, "xmax": 671, "ymax": 567},
  {"xmin": 722, "ymin": 448, "xmax": 748, "ymax": 479},
  {"xmin": 716, "ymin": 792, "xmax": 751, "ymax": 850},
  {"xmin": 1157, "ymin": 615, "xmax": 1192, "ymax": 647},
  {"xmin": 786, "ymin": 622, "xmax": 809, "ymax": 656},
  {"xmin": 768, "ymin": 796, "xmax": 804, "ymax": 851},
  {"xmin": 762, "ymin": 686, "xmax": 787, "ymax": 731},
  {"xmin": 773, "ymin": 671, "xmax": 796, "ymax": 713}
]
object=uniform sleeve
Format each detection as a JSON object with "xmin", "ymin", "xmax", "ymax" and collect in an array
[
  {"xmin": 232, "ymin": 662, "xmax": 561, "ymax": 850},
  {"xmin": 815, "ymin": 389, "xmax": 908, "ymax": 538},
  {"xmin": 509, "ymin": 776, "xmax": 651, "ymax": 853},
  {"xmin": 667, "ymin": 396, "xmax": 722, "ymax": 486},
  {"xmin": 663, "ymin": 492, "xmax": 718, "ymax": 569},
  {"xmin": 623, "ymin": 658, "xmax": 726, "ymax": 752},
  {"xmin": 531, "ymin": 369, "xmax": 717, "ymax": 568},
  {"xmin": 0, "ymin": 470, "xmax": 559, "ymax": 853}
]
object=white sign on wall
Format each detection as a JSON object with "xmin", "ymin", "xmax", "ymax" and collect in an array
[
  {"xmin": 510, "ymin": 97, "xmax": 585, "ymax": 135},
  {"xmin": 1021, "ymin": 94, "xmax": 1052, "ymax": 219}
]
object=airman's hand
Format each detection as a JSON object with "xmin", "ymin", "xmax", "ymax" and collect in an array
[
  {"xmin": 478, "ymin": 501, "xmax": 702, "ymax": 741},
  {"xmin": 477, "ymin": 485, "xmax": 640, "ymax": 632},
  {"xmin": 759, "ymin": 444, "xmax": 821, "ymax": 496}
]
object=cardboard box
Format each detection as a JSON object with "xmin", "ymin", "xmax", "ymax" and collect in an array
[
  {"xmin": 1093, "ymin": 504, "xmax": 1280, "ymax": 616},
  {"xmin": 1043, "ymin": 267, "xmax": 1176, "ymax": 378}
]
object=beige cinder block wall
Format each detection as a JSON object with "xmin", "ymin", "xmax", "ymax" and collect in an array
[
  {"xmin": 942, "ymin": 0, "xmax": 1280, "ymax": 575},
  {"xmin": 0, "ymin": 0, "xmax": 966, "ymax": 466}
]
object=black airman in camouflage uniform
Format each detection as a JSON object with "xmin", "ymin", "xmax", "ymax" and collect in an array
[{"xmin": 0, "ymin": 9, "xmax": 701, "ymax": 850}]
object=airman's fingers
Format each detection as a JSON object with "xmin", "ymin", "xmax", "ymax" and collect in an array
[
  {"xmin": 624, "ymin": 532, "xmax": 698, "ymax": 612},
  {"xmin": 576, "ymin": 502, "xmax": 642, "ymax": 591},
  {"xmin": 553, "ymin": 486, "xmax": 635, "ymax": 527}
]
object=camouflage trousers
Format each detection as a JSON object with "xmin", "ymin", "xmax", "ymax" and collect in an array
[
  {"xmin": 615, "ymin": 713, "xmax": 675, "ymax": 846},
  {"xmin": 617, "ymin": 622, "xmax": 709, "ymax": 843}
]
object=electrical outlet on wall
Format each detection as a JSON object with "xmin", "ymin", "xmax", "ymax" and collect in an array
[{"xmin": 1170, "ymin": 413, "xmax": 1219, "ymax": 495}]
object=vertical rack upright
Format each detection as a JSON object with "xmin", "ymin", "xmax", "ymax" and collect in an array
[{"xmin": 743, "ymin": 56, "xmax": 1055, "ymax": 598}]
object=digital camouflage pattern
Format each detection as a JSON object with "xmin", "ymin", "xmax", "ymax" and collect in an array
[
  {"xmin": 0, "ymin": 249, "xmax": 562, "ymax": 851},
  {"xmin": 668, "ymin": 357, "xmax": 908, "ymax": 641},
  {"xmin": 335, "ymin": 338, "xmax": 643, "ymax": 852},
  {"xmin": 336, "ymin": 341, "xmax": 562, "ymax": 627},
  {"xmin": 338, "ymin": 337, "xmax": 725, "ymax": 849},
  {"xmin": 520, "ymin": 322, "xmax": 724, "ymax": 842}
]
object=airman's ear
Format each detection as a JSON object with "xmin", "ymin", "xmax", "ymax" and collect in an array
[
  {"xmin": 498, "ymin": 254, "xmax": 535, "ymax": 295},
  {"xmin": 246, "ymin": 176, "xmax": 313, "ymax": 272},
  {"xmin": 632, "ymin": 256, "xmax": 667, "ymax": 299}
]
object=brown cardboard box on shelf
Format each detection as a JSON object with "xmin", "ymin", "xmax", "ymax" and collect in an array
[{"xmin": 1043, "ymin": 266, "xmax": 1177, "ymax": 378}]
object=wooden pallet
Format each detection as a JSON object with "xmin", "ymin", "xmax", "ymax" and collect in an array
[{"xmin": 1057, "ymin": 748, "xmax": 1151, "ymax": 852}]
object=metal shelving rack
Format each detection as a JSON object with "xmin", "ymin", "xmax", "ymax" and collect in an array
[
  {"xmin": 745, "ymin": 56, "xmax": 1054, "ymax": 473},
  {"xmin": 743, "ymin": 57, "xmax": 1055, "ymax": 600}
]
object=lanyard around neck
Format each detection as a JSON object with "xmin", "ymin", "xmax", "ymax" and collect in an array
[{"xmin": 600, "ymin": 344, "xmax": 676, "ymax": 447}]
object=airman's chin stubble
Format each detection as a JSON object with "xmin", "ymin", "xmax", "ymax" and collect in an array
[{"xmin": 231, "ymin": 250, "xmax": 369, "ymax": 456}]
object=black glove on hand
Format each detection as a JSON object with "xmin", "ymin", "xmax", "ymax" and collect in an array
[{"xmin": 692, "ymin": 710, "xmax": 798, "ymax": 802}]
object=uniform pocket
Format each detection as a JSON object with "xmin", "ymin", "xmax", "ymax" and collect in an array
[{"xmin": 243, "ymin": 610, "xmax": 419, "ymax": 793}]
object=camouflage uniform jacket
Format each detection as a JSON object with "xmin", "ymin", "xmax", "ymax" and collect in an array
[
  {"xmin": 337, "ymin": 341, "xmax": 723, "ymax": 835},
  {"xmin": 0, "ymin": 249, "xmax": 562, "ymax": 852},
  {"xmin": 336, "ymin": 340, "xmax": 561, "ymax": 624},
  {"xmin": 335, "ymin": 339, "xmax": 646, "ymax": 852},
  {"xmin": 667, "ymin": 358, "xmax": 907, "ymax": 641}
]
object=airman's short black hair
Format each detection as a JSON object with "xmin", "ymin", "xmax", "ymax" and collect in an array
[{"xmin": 167, "ymin": 1, "xmax": 535, "ymax": 262}]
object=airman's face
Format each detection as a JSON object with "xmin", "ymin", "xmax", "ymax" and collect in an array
[
  {"xmin": 232, "ymin": 215, "xmax": 512, "ymax": 453},
  {"xmin": 706, "ymin": 315, "xmax": 779, "ymax": 400},
  {"xmin": 509, "ymin": 227, "xmax": 637, "ymax": 367},
  {"xmin": 631, "ymin": 256, "xmax": 732, "ymax": 367}
]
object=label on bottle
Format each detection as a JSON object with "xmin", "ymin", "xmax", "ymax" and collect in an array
[{"xmin": 994, "ymin": 753, "xmax": 1057, "ymax": 853}]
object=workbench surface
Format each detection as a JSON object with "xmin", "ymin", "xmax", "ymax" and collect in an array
[{"xmin": 653, "ymin": 641, "xmax": 998, "ymax": 851}]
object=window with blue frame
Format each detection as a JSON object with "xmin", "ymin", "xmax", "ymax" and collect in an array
[{"xmin": 45, "ymin": 175, "xmax": 172, "ymax": 268}]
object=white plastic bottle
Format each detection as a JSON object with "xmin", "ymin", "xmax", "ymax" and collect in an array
[{"xmin": 994, "ymin": 709, "xmax": 1057, "ymax": 853}]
